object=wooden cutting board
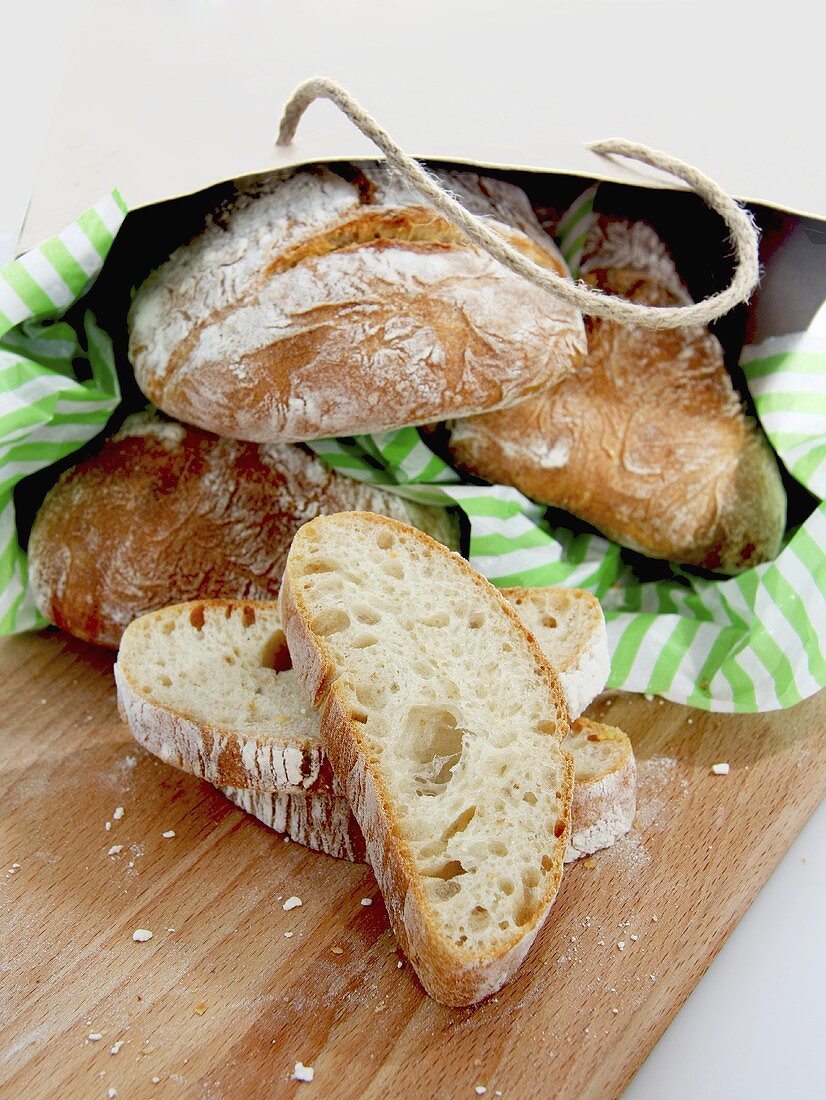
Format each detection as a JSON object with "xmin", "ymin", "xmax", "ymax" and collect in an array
[{"xmin": 1, "ymin": 629, "xmax": 823, "ymax": 1100}]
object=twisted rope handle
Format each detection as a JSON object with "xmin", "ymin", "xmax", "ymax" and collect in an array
[{"xmin": 277, "ymin": 77, "xmax": 759, "ymax": 330}]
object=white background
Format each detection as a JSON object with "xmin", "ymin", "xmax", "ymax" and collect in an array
[{"xmin": 2, "ymin": 2, "xmax": 824, "ymax": 1096}]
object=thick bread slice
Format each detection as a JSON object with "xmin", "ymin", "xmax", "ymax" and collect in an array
[
  {"xmin": 220, "ymin": 785, "xmax": 367, "ymax": 862},
  {"xmin": 279, "ymin": 512, "xmax": 573, "ymax": 1006},
  {"xmin": 115, "ymin": 601, "xmax": 337, "ymax": 793},
  {"xmin": 218, "ymin": 717, "xmax": 634, "ymax": 867},
  {"xmin": 115, "ymin": 586, "xmax": 608, "ymax": 794},
  {"xmin": 505, "ymin": 587, "xmax": 608, "ymax": 718},
  {"xmin": 563, "ymin": 718, "xmax": 636, "ymax": 862}
]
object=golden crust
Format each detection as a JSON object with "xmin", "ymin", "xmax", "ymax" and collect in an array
[
  {"xmin": 280, "ymin": 512, "xmax": 574, "ymax": 1006},
  {"xmin": 448, "ymin": 220, "xmax": 785, "ymax": 573}
]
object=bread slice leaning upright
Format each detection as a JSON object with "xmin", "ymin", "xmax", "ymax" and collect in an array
[{"xmin": 280, "ymin": 512, "xmax": 574, "ymax": 1006}]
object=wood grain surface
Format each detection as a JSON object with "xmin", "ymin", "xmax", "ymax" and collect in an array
[{"xmin": 1, "ymin": 629, "xmax": 823, "ymax": 1100}]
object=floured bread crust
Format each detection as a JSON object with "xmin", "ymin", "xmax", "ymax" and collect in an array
[
  {"xmin": 127, "ymin": 164, "xmax": 586, "ymax": 442},
  {"xmin": 28, "ymin": 413, "xmax": 457, "ymax": 648},
  {"xmin": 448, "ymin": 216, "xmax": 785, "ymax": 573},
  {"xmin": 563, "ymin": 717, "xmax": 636, "ymax": 861}
]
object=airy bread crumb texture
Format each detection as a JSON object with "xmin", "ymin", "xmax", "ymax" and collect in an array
[{"xmin": 282, "ymin": 512, "xmax": 573, "ymax": 1004}]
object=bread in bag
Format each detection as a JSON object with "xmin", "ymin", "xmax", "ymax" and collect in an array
[{"xmin": 127, "ymin": 165, "xmax": 587, "ymax": 443}]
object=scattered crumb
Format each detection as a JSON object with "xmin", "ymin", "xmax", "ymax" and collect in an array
[
  {"xmin": 105, "ymin": 822, "xmax": 111, "ymax": 831},
  {"xmin": 292, "ymin": 1062, "xmax": 314, "ymax": 1083},
  {"xmin": 151, "ymin": 1078, "xmax": 160, "ymax": 1085},
  {"xmin": 360, "ymin": 898, "xmax": 373, "ymax": 907},
  {"xmin": 89, "ymin": 1033, "xmax": 103, "ymax": 1041},
  {"xmin": 167, "ymin": 928, "xmax": 175, "ymax": 933},
  {"xmin": 108, "ymin": 846, "xmax": 123, "ymax": 856},
  {"xmin": 113, "ymin": 807, "xmax": 124, "ymax": 821},
  {"xmin": 330, "ymin": 947, "xmax": 344, "ymax": 955},
  {"xmin": 194, "ymin": 1004, "xmax": 206, "ymax": 1016},
  {"xmin": 284, "ymin": 931, "xmax": 294, "ymax": 939},
  {"xmin": 283, "ymin": 896, "xmax": 302, "ymax": 911},
  {"xmin": 611, "ymin": 1008, "xmax": 619, "ymax": 1015},
  {"xmin": 475, "ymin": 1088, "xmax": 487, "ymax": 1096},
  {"xmin": 374, "ymin": 1002, "xmax": 385, "ymax": 1014},
  {"xmin": 630, "ymin": 935, "xmax": 638, "ymax": 942},
  {"xmin": 110, "ymin": 1041, "xmax": 124, "ymax": 1055},
  {"xmin": 597, "ymin": 940, "xmax": 605, "ymax": 946},
  {"xmin": 652, "ymin": 914, "xmax": 658, "ymax": 923},
  {"xmin": 108, "ymin": 1090, "xmax": 117, "ymax": 1098},
  {"xmin": 582, "ymin": 858, "xmax": 597, "ymax": 869},
  {"xmin": 162, "ymin": 830, "xmax": 176, "ymax": 839},
  {"xmin": 711, "ymin": 762, "xmax": 730, "ymax": 775},
  {"xmin": 644, "ymin": 693, "xmax": 654, "ymax": 702},
  {"xmin": 132, "ymin": 929, "xmax": 153, "ymax": 942},
  {"xmin": 687, "ymin": 718, "xmax": 694, "ymax": 725},
  {"xmin": 397, "ymin": 961, "xmax": 403, "ymax": 969},
  {"xmin": 617, "ymin": 941, "xmax": 626, "ymax": 951}
]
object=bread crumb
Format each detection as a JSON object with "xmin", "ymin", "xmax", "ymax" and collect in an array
[
  {"xmin": 89, "ymin": 1033, "xmax": 103, "ymax": 1041},
  {"xmin": 113, "ymin": 807, "xmax": 124, "ymax": 820},
  {"xmin": 108, "ymin": 846, "xmax": 123, "ymax": 856},
  {"xmin": 132, "ymin": 929, "xmax": 153, "ymax": 942},
  {"xmin": 331, "ymin": 946, "xmax": 344, "ymax": 955},
  {"xmin": 374, "ymin": 1002, "xmax": 385, "ymax": 1014},
  {"xmin": 611, "ymin": 1008, "xmax": 619, "ymax": 1015},
  {"xmin": 108, "ymin": 1090, "xmax": 117, "ymax": 1099},
  {"xmin": 644, "ymin": 693, "xmax": 654, "ymax": 702},
  {"xmin": 110, "ymin": 1041, "xmax": 124, "ymax": 1055},
  {"xmin": 630, "ymin": 935, "xmax": 638, "ymax": 942},
  {"xmin": 194, "ymin": 1003, "xmax": 206, "ymax": 1016},
  {"xmin": 711, "ymin": 762, "xmax": 730, "ymax": 775},
  {"xmin": 651, "ymin": 914, "xmax": 658, "ymax": 922},
  {"xmin": 105, "ymin": 822, "xmax": 111, "ymax": 831},
  {"xmin": 283, "ymin": 896, "xmax": 302, "ymax": 911},
  {"xmin": 162, "ymin": 830, "xmax": 176, "ymax": 838},
  {"xmin": 292, "ymin": 1062, "xmax": 314, "ymax": 1082},
  {"xmin": 151, "ymin": 1078, "xmax": 160, "ymax": 1085},
  {"xmin": 397, "ymin": 961, "xmax": 403, "ymax": 968},
  {"xmin": 617, "ymin": 941, "xmax": 626, "ymax": 951},
  {"xmin": 284, "ymin": 931, "xmax": 293, "ymax": 939},
  {"xmin": 360, "ymin": 898, "xmax": 373, "ymax": 907},
  {"xmin": 475, "ymin": 1088, "xmax": 487, "ymax": 1096}
]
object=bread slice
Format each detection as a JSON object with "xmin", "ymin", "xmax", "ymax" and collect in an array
[
  {"xmin": 220, "ymin": 785, "xmax": 367, "ymax": 862},
  {"xmin": 563, "ymin": 718, "xmax": 636, "ymax": 862},
  {"xmin": 279, "ymin": 512, "xmax": 573, "ymax": 1006},
  {"xmin": 115, "ymin": 585, "xmax": 607, "ymax": 795},
  {"xmin": 217, "ymin": 716, "xmax": 634, "ymax": 867},
  {"xmin": 504, "ymin": 587, "xmax": 608, "ymax": 719},
  {"xmin": 115, "ymin": 600, "xmax": 338, "ymax": 793}
]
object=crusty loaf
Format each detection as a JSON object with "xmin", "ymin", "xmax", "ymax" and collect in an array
[
  {"xmin": 218, "ymin": 715, "xmax": 634, "ymax": 868},
  {"xmin": 127, "ymin": 165, "xmax": 586, "ymax": 443},
  {"xmin": 280, "ymin": 512, "xmax": 573, "ymax": 1006},
  {"xmin": 447, "ymin": 217, "xmax": 786, "ymax": 573},
  {"xmin": 220, "ymin": 785, "xmax": 367, "ymax": 862},
  {"xmin": 28, "ymin": 412, "xmax": 457, "ymax": 649},
  {"xmin": 563, "ymin": 717, "xmax": 636, "ymax": 862},
  {"xmin": 114, "ymin": 586, "xmax": 606, "ymax": 795}
]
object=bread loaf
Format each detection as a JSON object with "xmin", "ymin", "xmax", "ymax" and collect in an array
[
  {"xmin": 29, "ymin": 413, "xmax": 457, "ymax": 648},
  {"xmin": 280, "ymin": 512, "xmax": 573, "ymax": 1005},
  {"xmin": 127, "ymin": 165, "xmax": 586, "ymax": 443},
  {"xmin": 115, "ymin": 586, "xmax": 606, "ymax": 795},
  {"xmin": 447, "ymin": 217, "xmax": 786, "ymax": 573}
]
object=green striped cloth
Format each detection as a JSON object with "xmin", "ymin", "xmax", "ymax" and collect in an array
[
  {"xmin": 1, "ymin": 187, "xmax": 823, "ymax": 713},
  {"xmin": 0, "ymin": 192, "xmax": 126, "ymax": 633}
]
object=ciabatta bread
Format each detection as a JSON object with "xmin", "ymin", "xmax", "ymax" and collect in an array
[
  {"xmin": 447, "ymin": 217, "xmax": 785, "ymax": 573},
  {"xmin": 563, "ymin": 717, "xmax": 636, "ymax": 862},
  {"xmin": 115, "ymin": 586, "xmax": 606, "ymax": 794},
  {"xmin": 29, "ymin": 412, "xmax": 456, "ymax": 649},
  {"xmin": 127, "ymin": 165, "xmax": 586, "ymax": 443},
  {"xmin": 279, "ymin": 512, "xmax": 573, "ymax": 1006},
  {"xmin": 218, "ymin": 715, "xmax": 635, "ymax": 867}
]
